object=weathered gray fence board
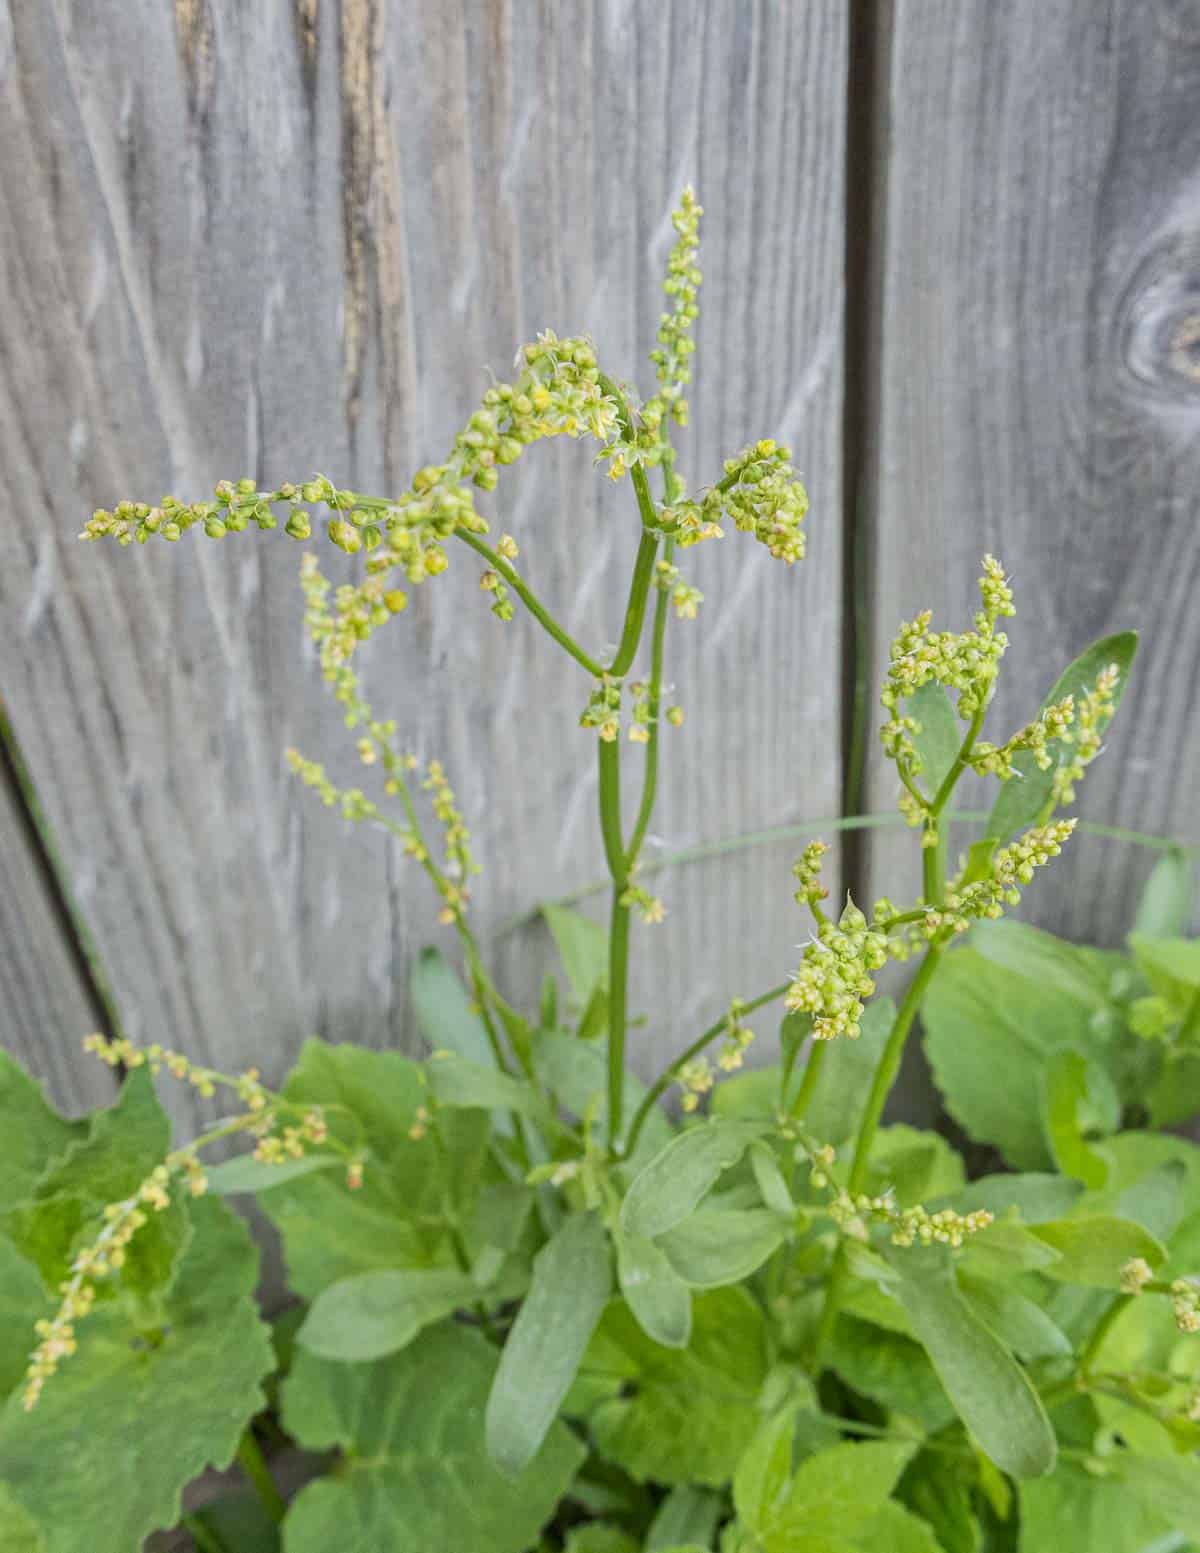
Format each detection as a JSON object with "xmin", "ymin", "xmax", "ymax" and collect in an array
[
  {"xmin": 864, "ymin": 0, "xmax": 1200, "ymax": 942},
  {"xmin": 0, "ymin": 0, "xmax": 847, "ymax": 1134},
  {"xmin": 0, "ymin": 765, "xmax": 115, "ymax": 1115}
]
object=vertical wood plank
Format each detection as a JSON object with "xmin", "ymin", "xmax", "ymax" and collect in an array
[
  {"xmin": 0, "ymin": 0, "xmax": 847, "ymax": 1133},
  {"xmin": 0, "ymin": 750, "xmax": 115, "ymax": 1115},
  {"xmin": 865, "ymin": 0, "xmax": 1200, "ymax": 944}
]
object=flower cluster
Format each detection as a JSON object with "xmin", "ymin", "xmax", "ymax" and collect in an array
[
  {"xmin": 785, "ymin": 899, "xmax": 890, "ymax": 1041},
  {"xmin": 798, "ymin": 1140, "xmax": 993, "ymax": 1249},
  {"xmin": 580, "ymin": 677, "xmax": 622, "ymax": 742},
  {"xmin": 1120, "ymin": 1256, "xmax": 1155, "ymax": 1294},
  {"xmin": 647, "ymin": 185, "xmax": 702, "ymax": 429},
  {"xmin": 658, "ymin": 440, "xmax": 808, "ymax": 564},
  {"xmin": 717, "ymin": 999, "xmax": 756, "ymax": 1073},
  {"xmin": 970, "ymin": 696, "xmax": 1075, "ymax": 780},
  {"xmin": 620, "ymin": 881, "xmax": 666, "ymax": 925},
  {"xmin": 655, "ymin": 555, "xmax": 705, "ymax": 621},
  {"xmin": 677, "ymin": 1056, "xmax": 715, "ymax": 1114},
  {"xmin": 792, "ymin": 840, "xmax": 831, "ymax": 910},
  {"xmin": 881, "ymin": 555, "xmax": 1016, "ymax": 775},
  {"xmin": 1171, "ymin": 1278, "xmax": 1200, "ymax": 1334},
  {"xmin": 940, "ymin": 820, "xmax": 1078, "ymax": 926},
  {"xmin": 1052, "ymin": 664, "xmax": 1120, "ymax": 805}
]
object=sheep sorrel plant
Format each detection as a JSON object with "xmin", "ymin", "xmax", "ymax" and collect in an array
[{"xmin": 4, "ymin": 187, "xmax": 1200, "ymax": 1553}]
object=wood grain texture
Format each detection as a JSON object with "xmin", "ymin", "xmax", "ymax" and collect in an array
[
  {"xmin": 0, "ymin": 748, "xmax": 115, "ymax": 1115},
  {"xmin": 863, "ymin": 0, "xmax": 1200, "ymax": 944},
  {"xmin": 0, "ymin": 0, "xmax": 847, "ymax": 1133}
]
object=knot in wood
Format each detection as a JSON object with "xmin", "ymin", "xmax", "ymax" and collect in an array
[{"xmin": 1117, "ymin": 229, "xmax": 1200, "ymax": 402}]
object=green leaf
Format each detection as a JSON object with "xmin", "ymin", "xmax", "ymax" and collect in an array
[
  {"xmin": 955, "ymin": 1219, "xmax": 1064, "ymax": 1281},
  {"xmin": 1030, "ymin": 1216, "xmax": 1166, "ymax": 1286},
  {"xmin": 646, "ymin": 1486, "xmax": 723, "ymax": 1550},
  {"xmin": 750, "ymin": 1141, "xmax": 794, "ymax": 1215},
  {"xmin": 656, "ymin": 1208, "xmax": 784, "ymax": 1288},
  {"xmin": 0, "ymin": 1485, "xmax": 46, "ymax": 1553},
  {"xmin": 923, "ymin": 943, "xmax": 1113, "ymax": 1168},
  {"xmin": 1133, "ymin": 850, "xmax": 1194, "ymax": 940},
  {"xmin": 615, "ymin": 1228, "xmax": 692, "ymax": 1348},
  {"xmin": 829, "ymin": 1315, "xmax": 954, "ymax": 1430},
  {"xmin": 564, "ymin": 1526, "xmax": 639, "ymax": 1553},
  {"xmin": 1130, "ymin": 934, "xmax": 1200, "ymax": 995},
  {"xmin": 0, "ymin": 1051, "xmax": 84, "ymax": 1213},
  {"xmin": 425, "ymin": 1051, "xmax": 541, "ymax": 1116},
  {"xmin": 621, "ymin": 1121, "xmax": 767, "ymax": 1240},
  {"xmin": 0, "ymin": 1239, "xmax": 47, "ymax": 1399},
  {"xmin": 543, "ymin": 903, "xmax": 609, "ymax": 1006},
  {"xmin": 577, "ymin": 1289, "xmax": 768, "ymax": 1486},
  {"xmin": 1019, "ymin": 1461, "xmax": 1173, "ymax": 1553},
  {"xmin": 855, "ymin": 1502, "xmax": 947, "ymax": 1553},
  {"xmin": 952, "ymin": 1171, "xmax": 1083, "ymax": 1224},
  {"xmin": 205, "ymin": 1153, "xmax": 341, "ymax": 1195},
  {"xmin": 532, "ymin": 1031, "xmax": 672, "ymax": 1165},
  {"xmin": 803, "ymin": 997, "xmax": 895, "ymax": 1146},
  {"xmin": 1041, "ymin": 1050, "xmax": 1115, "ymax": 1189},
  {"xmin": 741, "ymin": 1437, "xmax": 916, "ymax": 1549},
  {"xmin": 862, "ymin": 1124, "xmax": 966, "ymax": 1205},
  {"xmin": 283, "ymin": 1322, "xmax": 583, "ymax": 1553},
  {"xmin": 1108, "ymin": 1452, "xmax": 1200, "ymax": 1533},
  {"xmin": 889, "ymin": 1253, "xmax": 1057, "ymax": 1479},
  {"xmin": 958, "ymin": 1277, "xmax": 1073, "ymax": 1358},
  {"xmin": 0, "ymin": 1197, "xmax": 273, "ymax": 1553},
  {"xmin": 732, "ymin": 1405, "xmax": 799, "ymax": 1531},
  {"xmin": 5, "ymin": 1069, "xmax": 190, "ymax": 1305},
  {"xmin": 411, "ymin": 945, "xmax": 495, "ymax": 1067},
  {"xmin": 486, "ymin": 1210, "xmax": 611, "ymax": 1475},
  {"xmin": 910, "ymin": 680, "xmax": 962, "ymax": 793},
  {"xmin": 297, "ymin": 1266, "xmax": 482, "ymax": 1361},
  {"xmin": 985, "ymin": 629, "xmax": 1138, "ymax": 843},
  {"xmin": 896, "ymin": 1449, "xmax": 982, "ymax": 1553}
]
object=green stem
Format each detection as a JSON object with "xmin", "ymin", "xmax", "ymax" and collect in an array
[
  {"xmin": 599, "ymin": 736, "xmax": 631, "ymax": 1147},
  {"xmin": 787, "ymin": 1038, "xmax": 827, "ymax": 1121},
  {"xmin": 236, "ymin": 1430, "xmax": 286, "ymax": 1526},
  {"xmin": 1078, "ymin": 1294, "xmax": 1131, "ymax": 1378},
  {"xmin": 609, "ymin": 529, "xmax": 660, "ymax": 677},
  {"xmin": 625, "ymin": 542, "xmax": 673, "ymax": 865},
  {"xmin": 182, "ymin": 1515, "xmax": 227, "ymax": 1553},
  {"xmin": 455, "ymin": 529, "xmax": 605, "ymax": 677},
  {"xmin": 621, "ymin": 982, "xmax": 792, "ymax": 1162}
]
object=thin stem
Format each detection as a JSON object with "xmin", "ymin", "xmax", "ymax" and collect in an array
[
  {"xmin": 787, "ymin": 1038, "xmax": 827, "ymax": 1122},
  {"xmin": 236, "ymin": 1431, "xmax": 286, "ymax": 1526},
  {"xmin": 183, "ymin": 1515, "xmax": 227, "ymax": 1553},
  {"xmin": 599, "ymin": 736, "xmax": 630, "ymax": 1146},
  {"xmin": 609, "ymin": 529, "xmax": 660, "ymax": 677},
  {"xmin": 455, "ymin": 529, "xmax": 605, "ymax": 677},
  {"xmin": 929, "ymin": 702, "xmax": 989, "ymax": 817},
  {"xmin": 1078, "ymin": 1294, "xmax": 1131, "ymax": 1378},
  {"xmin": 621, "ymin": 982, "xmax": 792, "ymax": 1162},
  {"xmin": 625, "ymin": 542, "xmax": 673, "ymax": 865}
]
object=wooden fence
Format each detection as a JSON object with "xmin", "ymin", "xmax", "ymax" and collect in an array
[{"xmin": 2, "ymin": 0, "xmax": 1198, "ymax": 1138}]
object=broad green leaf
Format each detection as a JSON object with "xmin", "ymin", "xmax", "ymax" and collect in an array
[
  {"xmin": 890, "ymin": 1254, "xmax": 1057, "ymax": 1479},
  {"xmin": 1112, "ymin": 1158, "xmax": 1187, "ymax": 1242},
  {"xmin": 1019, "ymin": 1462, "xmax": 1172, "ymax": 1553},
  {"xmin": 0, "ymin": 1239, "xmax": 47, "ymax": 1398},
  {"xmin": 615, "ymin": 1228, "xmax": 692, "ymax": 1348},
  {"xmin": 281, "ymin": 1038, "xmax": 430, "ymax": 1169},
  {"xmin": 0, "ymin": 1051, "xmax": 84, "ymax": 1212},
  {"xmin": 1133, "ymin": 850, "xmax": 1194, "ymax": 940},
  {"xmin": 896, "ymin": 1450, "xmax": 981, "ymax": 1553},
  {"xmin": 924, "ymin": 944, "xmax": 1112, "ymax": 1168},
  {"xmin": 564, "ymin": 1527, "xmax": 639, "ymax": 1553},
  {"xmin": 803, "ymin": 997, "xmax": 895, "ymax": 1145},
  {"xmin": 646, "ymin": 1486, "xmax": 723, "ymax": 1550},
  {"xmin": 910, "ymin": 680, "xmax": 962, "ymax": 793},
  {"xmin": 5, "ymin": 1069, "xmax": 189, "ymax": 1304},
  {"xmin": 0, "ymin": 1485, "xmax": 46, "ymax": 1553},
  {"xmin": 205, "ymin": 1153, "xmax": 340, "ymax": 1195},
  {"xmin": 1108, "ymin": 1452, "xmax": 1200, "ymax": 1531},
  {"xmin": 969, "ymin": 919, "xmax": 1120, "ymax": 1015},
  {"xmin": 283, "ymin": 1322, "xmax": 583, "ymax": 1553},
  {"xmin": 425, "ymin": 1051, "xmax": 541, "ymax": 1116},
  {"xmin": 543, "ymin": 903, "xmax": 609, "ymax": 1006},
  {"xmin": 959, "ymin": 1277, "xmax": 1072, "ymax": 1358},
  {"xmin": 1148, "ymin": 1052, "xmax": 1200, "ymax": 1128},
  {"xmin": 297, "ymin": 1266, "xmax": 482, "ymax": 1360},
  {"xmin": 486, "ymin": 1210, "xmax": 611, "ymax": 1475},
  {"xmin": 862, "ymin": 1124, "xmax": 966, "ymax": 1205},
  {"xmin": 745, "ymin": 1438, "xmax": 916, "ymax": 1549},
  {"xmin": 1030, "ymin": 1216, "xmax": 1166, "ymax": 1286},
  {"xmin": 829, "ymin": 1315, "xmax": 954, "ymax": 1430},
  {"xmin": 750, "ymin": 1141, "xmax": 794, "ymax": 1214},
  {"xmin": 411, "ymin": 944, "xmax": 495, "ymax": 1066},
  {"xmin": 577, "ymin": 1289, "xmax": 768, "ymax": 1485},
  {"xmin": 0, "ymin": 1197, "xmax": 272, "ymax": 1553},
  {"xmin": 657, "ymin": 1208, "xmax": 784, "ymax": 1288},
  {"xmin": 1041, "ymin": 1050, "xmax": 1114, "ymax": 1188},
  {"xmin": 855, "ymin": 1502, "xmax": 946, "ymax": 1553},
  {"xmin": 733, "ymin": 1406, "xmax": 798, "ymax": 1531},
  {"xmin": 955, "ymin": 1219, "xmax": 1064, "ymax": 1281},
  {"xmin": 1130, "ymin": 934, "xmax": 1200, "ymax": 996},
  {"xmin": 621, "ymin": 1121, "xmax": 768, "ymax": 1240},
  {"xmin": 952, "ymin": 1171, "xmax": 1083, "ymax": 1223},
  {"xmin": 985, "ymin": 629, "xmax": 1137, "ymax": 843}
]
